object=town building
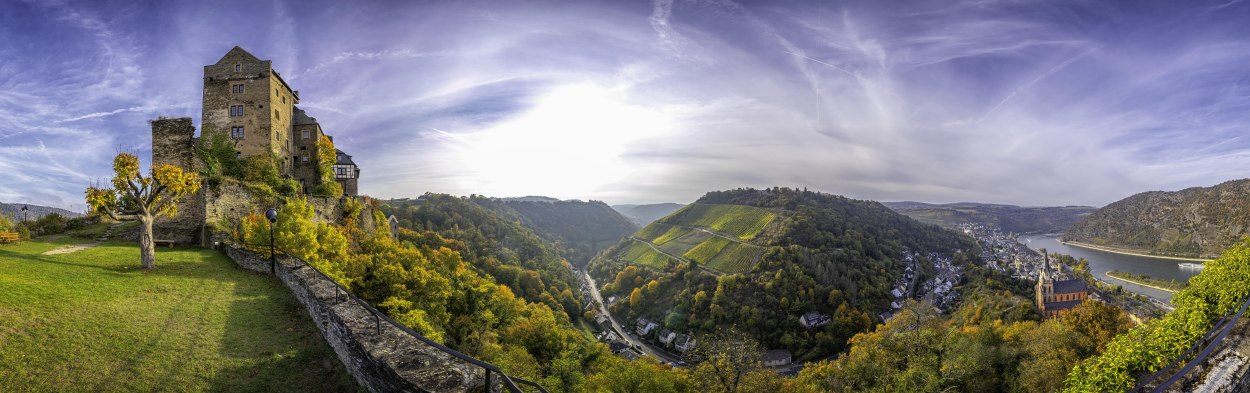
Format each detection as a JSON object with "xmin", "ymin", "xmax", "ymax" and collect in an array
[
  {"xmin": 1035, "ymin": 254, "xmax": 1089, "ymax": 318},
  {"xmin": 673, "ymin": 334, "xmax": 696, "ymax": 353},
  {"xmin": 799, "ymin": 312, "xmax": 831, "ymax": 329},
  {"xmin": 762, "ymin": 349, "xmax": 793, "ymax": 367},
  {"xmin": 635, "ymin": 318, "xmax": 658, "ymax": 337}
]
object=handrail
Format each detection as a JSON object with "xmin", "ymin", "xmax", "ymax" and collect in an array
[
  {"xmin": 1135, "ymin": 293, "xmax": 1250, "ymax": 392},
  {"xmin": 238, "ymin": 242, "xmax": 549, "ymax": 393}
]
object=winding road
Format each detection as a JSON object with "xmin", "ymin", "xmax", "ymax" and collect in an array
[{"xmin": 580, "ymin": 269, "xmax": 685, "ymax": 365}]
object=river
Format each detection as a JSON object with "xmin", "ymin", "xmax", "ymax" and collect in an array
[{"xmin": 1019, "ymin": 235, "xmax": 1204, "ymax": 303}]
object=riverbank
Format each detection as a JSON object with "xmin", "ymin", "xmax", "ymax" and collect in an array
[
  {"xmin": 1106, "ymin": 271, "xmax": 1185, "ymax": 292},
  {"xmin": 1104, "ymin": 271, "xmax": 1178, "ymax": 293},
  {"xmin": 1061, "ymin": 240, "xmax": 1212, "ymax": 262}
]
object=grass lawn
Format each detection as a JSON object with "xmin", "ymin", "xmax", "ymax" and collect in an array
[{"xmin": 0, "ymin": 238, "xmax": 362, "ymax": 392}]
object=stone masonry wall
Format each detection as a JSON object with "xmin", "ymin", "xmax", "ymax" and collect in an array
[
  {"xmin": 151, "ymin": 118, "xmax": 206, "ymax": 245},
  {"xmin": 221, "ymin": 245, "xmax": 485, "ymax": 393}
]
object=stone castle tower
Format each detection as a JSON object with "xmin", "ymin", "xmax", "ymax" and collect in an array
[
  {"xmin": 149, "ymin": 47, "xmax": 361, "ymax": 246},
  {"xmin": 201, "ymin": 46, "xmax": 299, "ymax": 175}
]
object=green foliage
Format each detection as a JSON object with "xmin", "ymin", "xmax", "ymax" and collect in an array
[
  {"xmin": 1062, "ymin": 239, "xmax": 1250, "ymax": 392},
  {"xmin": 1106, "ymin": 270, "xmax": 1187, "ymax": 291},
  {"xmin": 886, "ymin": 202, "xmax": 1097, "ymax": 235},
  {"xmin": 195, "ymin": 132, "xmax": 242, "ymax": 186},
  {"xmin": 380, "ymin": 194, "xmax": 582, "ymax": 319},
  {"xmin": 0, "ymin": 213, "xmax": 12, "ymax": 231},
  {"xmin": 798, "ymin": 290, "xmax": 1131, "ymax": 393},
  {"xmin": 312, "ymin": 135, "xmax": 342, "ymax": 197}
]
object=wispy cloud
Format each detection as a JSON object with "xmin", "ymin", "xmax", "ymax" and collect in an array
[{"xmin": 2, "ymin": 0, "xmax": 1250, "ymax": 209}]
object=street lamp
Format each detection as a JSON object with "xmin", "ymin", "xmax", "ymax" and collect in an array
[
  {"xmin": 266, "ymin": 208, "xmax": 278, "ymax": 274},
  {"xmin": 21, "ymin": 205, "xmax": 28, "ymax": 222}
]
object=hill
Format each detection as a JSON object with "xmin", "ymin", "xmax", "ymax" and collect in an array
[
  {"xmin": 1063, "ymin": 179, "xmax": 1250, "ymax": 258},
  {"xmin": 474, "ymin": 197, "xmax": 638, "ymax": 266},
  {"xmin": 380, "ymin": 194, "xmax": 585, "ymax": 317},
  {"xmin": 612, "ymin": 203, "xmax": 685, "ymax": 226},
  {"xmin": 0, "ymin": 202, "xmax": 83, "ymax": 221},
  {"xmin": 883, "ymin": 201, "xmax": 1096, "ymax": 234},
  {"xmin": 589, "ymin": 187, "xmax": 981, "ymax": 359}
]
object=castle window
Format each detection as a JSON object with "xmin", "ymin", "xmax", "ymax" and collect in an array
[
  {"xmin": 232, "ymin": 84, "xmax": 244, "ymax": 94},
  {"xmin": 231, "ymin": 126, "xmax": 244, "ymax": 139},
  {"xmin": 301, "ymin": 153, "xmax": 309, "ymax": 163},
  {"xmin": 274, "ymin": 109, "xmax": 279, "ymax": 120},
  {"xmin": 230, "ymin": 105, "xmax": 244, "ymax": 117},
  {"xmin": 302, "ymin": 130, "xmax": 309, "ymax": 139},
  {"xmin": 235, "ymin": 64, "xmax": 241, "ymax": 72},
  {"xmin": 236, "ymin": 151, "xmax": 241, "ymax": 159}
]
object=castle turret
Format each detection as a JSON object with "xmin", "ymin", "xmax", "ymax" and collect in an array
[{"xmin": 150, "ymin": 118, "xmax": 205, "ymax": 246}]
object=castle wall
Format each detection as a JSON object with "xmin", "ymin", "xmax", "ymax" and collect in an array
[
  {"xmin": 222, "ymin": 245, "xmax": 483, "ymax": 393},
  {"xmin": 150, "ymin": 118, "xmax": 206, "ymax": 245}
]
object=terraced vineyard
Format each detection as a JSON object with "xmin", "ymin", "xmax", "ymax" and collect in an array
[
  {"xmin": 705, "ymin": 242, "xmax": 763, "ymax": 273},
  {"xmin": 682, "ymin": 236, "xmax": 731, "ymax": 263},
  {"xmin": 611, "ymin": 202, "xmax": 778, "ymax": 274},
  {"xmin": 620, "ymin": 239, "xmax": 675, "ymax": 269},
  {"xmin": 662, "ymin": 204, "xmax": 776, "ymax": 240}
]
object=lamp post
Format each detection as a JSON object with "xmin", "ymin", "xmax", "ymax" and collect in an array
[
  {"xmin": 21, "ymin": 205, "xmax": 28, "ymax": 222},
  {"xmin": 266, "ymin": 208, "xmax": 278, "ymax": 274}
]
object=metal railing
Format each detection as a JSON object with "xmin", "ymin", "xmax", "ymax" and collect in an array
[
  {"xmin": 241, "ymin": 243, "xmax": 549, "ymax": 393},
  {"xmin": 1134, "ymin": 293, "xmax": 1250, "ymax": 392}
]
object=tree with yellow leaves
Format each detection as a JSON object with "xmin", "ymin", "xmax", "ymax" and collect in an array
[{"xmin": 85, "ymin": 153, "xmax": 200, "ymax": 269}]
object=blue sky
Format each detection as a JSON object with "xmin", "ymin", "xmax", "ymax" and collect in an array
[{"xmin": 3, "ymin": 0, "xmax": 1250, "ymax": 210}]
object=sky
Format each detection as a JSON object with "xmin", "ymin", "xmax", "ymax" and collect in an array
[{"xmin": 2, "ymin": 0, "xmax": 1250, "ymax": 211}]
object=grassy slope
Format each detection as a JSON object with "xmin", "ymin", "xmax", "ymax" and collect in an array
[{"xmin": 0, "ymin": 239, "xmax": 360, "ymax": 393}]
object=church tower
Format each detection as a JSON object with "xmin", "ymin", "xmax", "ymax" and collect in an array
[
  {"xmin": 1035, "ymin": 253, "xmax": 1054, "ymax": 311},
  {"xmin": 201, "ymin": 46, "xmax": 299, "ymax": 175}
]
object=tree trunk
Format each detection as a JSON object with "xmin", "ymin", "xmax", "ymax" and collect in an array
[{"xmin": 139, "ymin": 215, "xmax": 156, "ymax": 270}]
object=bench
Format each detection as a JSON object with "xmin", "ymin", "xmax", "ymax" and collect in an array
[
  {"xmin": 153, "ymin": 240, "xmax": 176, "ymax": 248},
  {"xmin": 0, "ymin": 232, "xmax": 21, "ymax": 244}
]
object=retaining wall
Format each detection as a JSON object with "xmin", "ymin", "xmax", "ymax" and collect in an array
[{"xmin": 221, "ymin": 245, "xmax": 484, "ymax": 393}]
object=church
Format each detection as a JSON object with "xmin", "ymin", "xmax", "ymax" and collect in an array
[{"xmin": 1035, "ymin": 254, "xmax": 1089, "ymax": 318}]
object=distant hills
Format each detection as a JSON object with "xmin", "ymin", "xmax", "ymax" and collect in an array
[
  {"xmin": 0, "ymin": 202, "xmax": 83, "ymax": 222},
  {"xmin": 1064, "ymin": 179, "xmax": 1250, "ymax": 259},
  {"xmin": 883, "ymin": 201, "xmax": 1096, "ymax": 234},
  {"xmin": 590, "ymin": 188, "xmax": 979, "ymax": 359},
  {"xmin": 611, "ymin": 203, "xmax": 684, "ymax": 226}
]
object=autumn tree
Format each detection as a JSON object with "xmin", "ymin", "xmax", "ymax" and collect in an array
[{"xmin": 86, "ymin": 153, "xmax": 200, "ymax": 269}]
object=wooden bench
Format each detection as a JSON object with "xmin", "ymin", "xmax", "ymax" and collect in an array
[
  {"xmin": 0, "ymin": 232, "xmax": 21, "ymax": 244},
  {"xmin": 153, "ymin": 240, "xmax": 176, "ymax": 248}
]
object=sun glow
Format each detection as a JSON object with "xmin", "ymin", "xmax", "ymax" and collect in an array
[{"xmin": 431, "ymin": 83, "xmax": 676, "ymax": 198}]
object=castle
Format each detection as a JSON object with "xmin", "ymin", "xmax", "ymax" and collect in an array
[
  {"xmin": 1035, "ymin": 253, "xmax": 1089, "ymax": 318},
  {"xmin": 151, "ymin": 47, "xmax": 362, "ymax": 245},
  {"xmin": 201, "ymin": 46, "xmax": 359, "ymax": 195}
]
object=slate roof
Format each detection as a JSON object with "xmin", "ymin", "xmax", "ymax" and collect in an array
[
  {"xmin": 335, "ymin": 149, "xmax": 356, "ymax": 166},
  {"xmin": 293, "ymin": 107, "xmax": 317, "ymax": 125},
  {"xmin": 763, "ymin": 349, "xmax": 792, "ymax": 362},
  {"xmin": 1053, "ymin": 279, "xmax": 1088, "ymax": 294},
  {"xmin": 1046, "ymin": 299, "xmax": 1083, "ymax": 311}
]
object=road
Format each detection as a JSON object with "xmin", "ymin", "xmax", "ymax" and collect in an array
[{"xmin": 581, "ymin": 269, "xmax": 685, "ymax": 365}]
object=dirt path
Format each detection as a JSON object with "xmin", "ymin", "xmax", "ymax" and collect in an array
[{"xmin": 41, "ymin": 243, "xmax": 98, "ymax": 255}]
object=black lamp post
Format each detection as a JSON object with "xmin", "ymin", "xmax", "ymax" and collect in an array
[
  {"xmin": 21, "ymin": 205, "xmax": 28, "ymax": 222},
  {"xmin": 266, "ymin": 208, "xmax": 278, "ymax": 273}
]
